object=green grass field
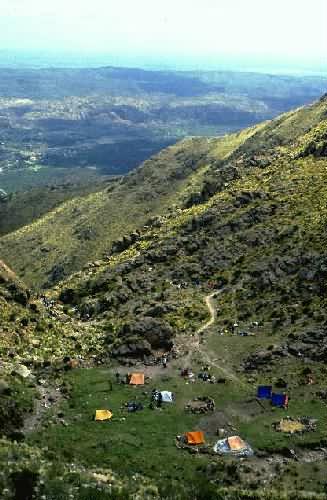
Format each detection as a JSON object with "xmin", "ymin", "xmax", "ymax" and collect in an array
[{"xmin": 27, "ymin": 358, "xmax": 327, "ymax": 496}]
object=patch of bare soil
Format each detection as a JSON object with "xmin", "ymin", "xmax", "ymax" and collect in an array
[
  {"xmin": 23, "ymin": 382, "xmax": 62, "ymax": 434},
  {"xmin": 199, "ymin": 410, "xmax": 237, "ymax": 438}
]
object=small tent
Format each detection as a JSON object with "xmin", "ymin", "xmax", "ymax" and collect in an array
[
  {"xmin": 185, "ymin": 431, "xmax": 205, "ymax": 445},
  {"xmin": 95, "ymin": 410, "xmax": 112, "ymax": 421},
  {"xmin": 129, "ymin": 373, "xmax": 145, "ymax": 385},
  {"xmin": 227, "ymin": 436, "xmax": 247, "ymax": 451},
  {"xmin": 257, "ymin": 385, "xmax": 272, "ymax": 399},
  {"xmin": 276, "ymin": 418, "xmax": 306, "ymax": 434},
  {"xmin": 213, "ymin": 435, "xmax": 253, "ymax": 456},
  {"xmin": 160, "ymin": 391, "xmax": 174, "ymax": 403},
  {"xmin": 271, "ymin": 393, "xmax": 288, "ymax": 408}
]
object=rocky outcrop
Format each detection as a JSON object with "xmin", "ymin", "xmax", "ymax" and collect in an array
[
  {"xmin": 0, "ymin": 260, "xmax": 30, "ymax": 305},
  {"xmin": 111, "ymin": 317, "xmax": 174, "ymax": 360},
  {"xmin": 111, "ymin": 231, "xmax": 140, "ymax": 254},
  {"xmin": 243, "ymin": 329, "xmax": 327, "ymax": 371},
  {"xmin": 0, "ymin": 189, "xmax": 8, "ymax": 203},
  {"xmin": 183, "ymin": 163, "xmax": 239, "ymax": 208},
  {"xmin": 117, "ymin": 317, "xmax": 174, "ymax": 350},
  {"xmin": 112, "ymin": 339, "xmax": 152, "ymax": 359}
]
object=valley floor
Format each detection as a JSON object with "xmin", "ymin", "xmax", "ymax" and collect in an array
[{"xmin": 20, "ymin": 289, "xmax": 327, "ymax": 498}]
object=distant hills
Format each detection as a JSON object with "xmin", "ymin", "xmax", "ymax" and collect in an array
[{"xmin": 0, "ymin": 66, "xmax": 326, "ymax": 193}]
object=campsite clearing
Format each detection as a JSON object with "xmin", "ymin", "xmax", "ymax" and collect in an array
[{"xmin": 27, "ymin": 365, "xmax": 327, "ymax": 493}]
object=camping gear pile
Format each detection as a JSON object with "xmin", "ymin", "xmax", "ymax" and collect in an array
[
  {"xmin": 125, "ymin": 401, "xmax": 144, "ymax": 413},
  {"xmin": 151, "ymin": 389, "xmax": 174, "ymax": 408},
  {"xmin": 185, "ymin": 397, "xmax": 215, "ymax": 414},
  {"xmin": 257, "ymin": 385, "xmax": 289, "ymax": 408},
  {"xmin": 213, "ymin": 436, "xmax": 254, "ymax": 457},
  {"xmin": 198, "ymin": 372, "xmax": 216, "ymax": 383},
  {"xmin": 273, "ymin": 417, "xmax": 317, "ymax": 434},
  {"xmin": 181, "ymin": 368, "xmax": 195, "ymax": 380}
]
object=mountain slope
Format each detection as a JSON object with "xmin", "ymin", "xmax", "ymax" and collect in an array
[
  {"xmin": 50, "ymin": 95, "xmax": 327, "ymax": 361},
  {"xmin": 2, "ymin": 95, "xmax": 326, "ymax": 290},
  {"xmin": 0, "ymin": 176, "xmax": 113, "ymax": 237},
  {"xmin": 1, "ymin": 96, "xmax": 327, "ymax": 499},
  {"xmin": 27, "ymin": 95, "xmax": 327, "ymax": 497},
  {"xmin": 0, "ymin": 126, "xmax": 259, "ymax": 288}
]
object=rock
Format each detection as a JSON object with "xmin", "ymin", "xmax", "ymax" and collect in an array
[
  {"xmin": 275, "ymin": 378, "xmax": 288, "ymax": 388},
  {"xmin": 0, "ymin": 188, "xmax": 8, "ymax": 203},
  {"xmin": 64, "ymin": 358, "xmax": 80, "ymax": 370},
  {"xmin": 47, "ymin": 264, "xmax": 66, "ymax": 285},
  {"xmin": 118, "ymin": 317, "xmax": 174, "ymax": 350},
  {"xmin": 59, "ymin": 288, "xmax": 77, "ymax": 304},
  {"xmin": 112, "ymin": 339, "xmax": 152, "ymax": 359},
  {"xmin": 0, "ymin": 260, "xmax": 30, "ymax": 305},
  {"xmin": 12, "ymin": 365, "xmax": 31, "ymax": 379},
  {"xmin": 111, "ymin": 231, "xmax": 140, "ymax": 254},
  {"xmin": 9, "ymin": 430, "xmax": 25, "ymax": 441},
  {"xmin": 0, "ymin": 379, "xmax": 11, "ymax": 395}
]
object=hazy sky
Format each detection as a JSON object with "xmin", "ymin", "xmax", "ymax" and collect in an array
[{"xmin": 0, "ymin": 0, "xmax": 326, "ymax": 70}]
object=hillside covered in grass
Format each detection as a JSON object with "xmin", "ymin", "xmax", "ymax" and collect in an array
[
  {"xmin": 49, "ymin": 94, "xmax": 327, "ymax": 359},
  {"xmin": 1, "ymin": 95, "xmax": 327, "ymax": 499},
  {"xmin": 0, "ymin": 126, "xmax": 258, "ymax": 288}
]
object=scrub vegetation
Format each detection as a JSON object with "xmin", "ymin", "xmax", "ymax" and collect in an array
[{"xmin": 1, "ymin": 94, "xmax": 327, "ymax": 498}]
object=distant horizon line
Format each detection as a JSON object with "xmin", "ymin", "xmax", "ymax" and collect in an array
[{"xmin": 0, "ymin": 49, "xmax": 326, "ymax": 77}]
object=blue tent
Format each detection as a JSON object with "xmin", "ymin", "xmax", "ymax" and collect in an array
[
  {"xmin": 257, "ymin": 386, "xmax": 272, "ymax": 399},
  {"xmin": 271, "ymin": 393, "xmax": 288, "ymax": 408}
]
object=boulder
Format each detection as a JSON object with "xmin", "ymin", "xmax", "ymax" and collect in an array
[
  {"xmin": 0, "ymin": 379, "xmax": 11, "ymax": 395},
  {"xmin": 112, "ymin": 339, "xmax": 152, "ymax": 359},
  {"xmin": 0, "ymin": 260, "xmax": 30, "ymax": 305},
  {"xmin": 111, "ymin": 231, "xmax": 140, "ymax": 254},
  {"xmin": 0, "ymin": 189, "xmax": 8, "ymax": 203},
  {"xmin": 118, "ymin": 317, "xmax": 174, "ymax": 350},
  {"xmin": 12, "ymin": 365, "xmax": 31, "ymax": 379}
]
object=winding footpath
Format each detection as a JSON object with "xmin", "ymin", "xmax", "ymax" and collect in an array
[
  {"xmin": 183, "ymin": 289, "xmax": 239, "ymax": 382},
  {"xmin": 197, "ymin": 291, "xmax": 218, "ymax": 334}
]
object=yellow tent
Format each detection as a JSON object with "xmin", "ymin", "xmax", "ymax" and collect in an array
[
  {"xmin": 278, "ymin": 419, "xmax": 306, "ymax": 434},
  {"xmin": 185, "ymin": 431, "xmax": 205, "ymax": 445},
  {"xmin": 95, "ymin": 410, "xmax": 112, "ymax": 421},
  {"xmin": 129, "ymin": 373, "xmax": 145, "ymax": 385}
]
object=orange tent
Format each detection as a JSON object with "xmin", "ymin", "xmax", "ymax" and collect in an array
[
  {"xmin": 129, "ymin": 373, "xmax": 145, "ymax": 385},
  {"xmin": 227, "ymin": 436, "xmax": 246, "ymax": 451},
  {"xmin": 185, "ymin": 431, "xmax": 205, "ymax": 445}
]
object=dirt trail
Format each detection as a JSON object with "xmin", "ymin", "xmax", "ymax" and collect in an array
[
  {"xmin": 181, "ymin": 289, "xmax": 239, "ymax": 382},
  {"xmin": 114, "ymin": 286, "xmax": 242, "ymax": 382},
  {"xmin": 181, "ymin": 291, "xmax": 218, "ymax": 367},
  {"xmin": 198, "ymin": 292, "xmax": 218, "ymax": 333},
  {"xmin": 23, "ymin": 382, "xmax": 62, "ymax": 434}
]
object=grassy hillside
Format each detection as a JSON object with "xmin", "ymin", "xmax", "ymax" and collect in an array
[
  {"xmin": 1, "ymin": 96, "xmax": 326, "ymax": 290},
  {"xmin": 45, "ymin": 95, "xmax": 327, "ymax": 496},
  {"xmin": 0, "ymin": 175, "xmax": 115, "ymax": 236},
  {"xmin": 0, "ymin": 127, "xmax": 258, "ymax": 288},
  {"xmin": 1, "ymin": 96, "xmax": 327, "ymax": 498},
  {"xmin": 52, "ymin": 96, "xmax": 327, "ymax": 350}
]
